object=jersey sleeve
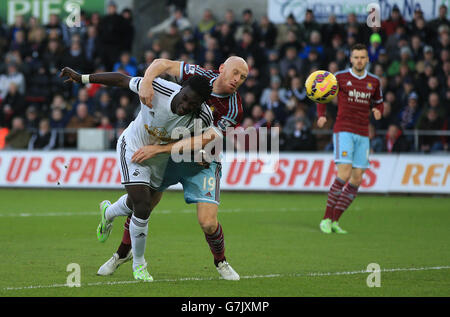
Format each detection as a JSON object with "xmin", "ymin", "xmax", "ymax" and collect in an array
[
  {"xmin": 128, "ymin": 76, "xmax": 143, "ymax": 94},
  {"xmin": 152, "ymin": 77, "xmax": 180, "ymax": 95},
  {"xmin": 199, "ymin": 103, "xmax": 222, "ymax": 137},
  {"xmin": 150, "ymin": 77, "xmax": 180, "ymax": 109},
  {"xmin": 372, "ymin": 78, "xmax": 384, "ymax": 113},
  {"xmin": 316, "ymin": 103, "xmax": 327, "ymax": 117},
  {"xmin": 178, "ymin": 61, "xmax": 217, "ymax": 82},
  {"xmin": 215, "ymin": 93, "xmax": 243, "ymax": 137}
]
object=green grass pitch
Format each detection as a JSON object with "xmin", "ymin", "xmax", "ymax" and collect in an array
[{"xmin": 0, "ymin": 189, "xmax": 449, "ymax": 297}]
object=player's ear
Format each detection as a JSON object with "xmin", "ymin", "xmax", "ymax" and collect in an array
[{"xmin": 219, "ymin": 64, "xmax": 225, "ymax": 73}]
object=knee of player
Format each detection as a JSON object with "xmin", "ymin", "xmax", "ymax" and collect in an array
[
  {"xmin": 149, "ymin": 195, "xmax": 162, "ymax": 210},
  {"xmin": 132, "ymin": 201, "xmax": 152, "ymax": 219},
  {"xmin": 198, "ymin": 218, "xmax": 218, "ymax": 235},
  {"xmin": 350, "ymin": 178, "xmax": 362, "ymax": 187},
  {"xmin": 349, "ymin": 175, "xmax": 363, "ymax": 186},
  {"xmin": 337, "ymin": 165, "xmax": 352, "ymax": 181}
]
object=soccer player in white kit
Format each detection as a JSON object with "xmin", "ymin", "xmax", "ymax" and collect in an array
[{"xmin": 60, "ymin": 67, "xmax": 214, "ymax": 281}]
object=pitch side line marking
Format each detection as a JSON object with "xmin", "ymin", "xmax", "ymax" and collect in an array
[
  {"xmin": 0, "ymin": 207, "xmax": 333, "ymax": 218},
  {"xmin": 4, "ymin": 266, "xmax": 450, "ymax": 291}
]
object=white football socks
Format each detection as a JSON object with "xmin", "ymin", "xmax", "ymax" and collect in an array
[
  {"xmin": 130, "ymin": 214, "xmax": 149, "ymax": 270},
  {"xmin": 105, "ymin": 194, "xmax": 133, "ymax": 222}
]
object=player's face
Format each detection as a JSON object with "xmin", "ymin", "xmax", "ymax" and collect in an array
[
  {"xmin": 350, "ymin": 49, "xmax": 369, "ymax": 72},
  {"xmin": 220, "ymin": 62, "xmax": 248, "ymax": 93},
  {"xmin": 174, "ymin": 87, "xmax": 203, "ymax": 116}
]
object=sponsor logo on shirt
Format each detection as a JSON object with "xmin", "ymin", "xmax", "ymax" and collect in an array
[
  {"xmin": 185, "ymin": 64, "xmax": 196, "ymax": 75},
  {"xmin": 144, "ymin": 124, "xmax": 172, "ymax": 142},
  {"xmin": 348, "ymin": 89, "xmax": 371, "ymax": 99},
  {"xmin": 217, "ymin": 118, "xmax": 233, "ymax": 131},
  {"xmin": 348, "ymin": 89, "xmax": 372, "ymax": 104}
]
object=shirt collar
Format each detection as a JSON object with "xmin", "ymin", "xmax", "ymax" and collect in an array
[{"xmin": 349, "ymin": 68, "xmax": 367, "ymax": 80}]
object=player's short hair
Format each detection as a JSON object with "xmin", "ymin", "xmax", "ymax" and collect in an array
[
  {"xmin": 183, "ymin": 75, "xmax": 212, "ymax": 103},
  {"xmin": 351, "ymin": 43, "xmax": 368, "ymax": 53}
]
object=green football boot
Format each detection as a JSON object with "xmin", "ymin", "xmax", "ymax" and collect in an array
[
  {"xmin": 133, "ymin": 264, "xmax": 153, "ymax": 282},
  {"xmin": 319, "ymin": 218, "xmax": 332, "ymax": 234},
  {"xmin": 97, "ymin": 200, "xmax": 113, "ymax": 242},
  {"xmin": 331, "ymin": 221, "xmax": 348, "ymax": 234}
]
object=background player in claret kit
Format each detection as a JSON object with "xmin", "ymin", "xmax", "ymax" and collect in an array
[
  {"xmin": 96, "ymin": 56, "xmax": 249, "ymax": 280},
  {"xmin": 316, "ymin": 43, "xmax": 384, "ymax": 234},
  {"xmin": 60, "ymin": 67, "xmax": 214, "ymax": 281}
]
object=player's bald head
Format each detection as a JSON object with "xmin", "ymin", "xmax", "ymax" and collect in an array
[
  {"xmin": 223, "ymin": 56, "xmax": 248, "ymax": 73},
  {"xmin": 217, "ymin": 56, "xmax": 249, "ymax": 93}
]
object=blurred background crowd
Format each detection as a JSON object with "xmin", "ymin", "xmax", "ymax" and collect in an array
[{"xmin": 0, "ymin": 0, "xmax": 449, "ymax": 153}]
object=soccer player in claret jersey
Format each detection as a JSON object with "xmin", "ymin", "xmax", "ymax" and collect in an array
[
  {"xmin": 316, "ymin": 43, "xmax": 383, "ymax": 234},
  {"xmin": 96, "ymin": 57, "xmax": 248, "ymax": 280}
]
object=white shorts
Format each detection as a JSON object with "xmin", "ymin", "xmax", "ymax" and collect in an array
[{"xmin": 117, "ymin": 134, "xmax": 169, "ymax": 189}]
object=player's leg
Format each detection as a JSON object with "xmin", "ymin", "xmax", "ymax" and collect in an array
[
  {"xmin": 97, "ymin": 134, "xmax": 149, "ymax": 242},
  {"xmin": 98, "ymin": 157, "xmax": 179, "ymax": 275},
  {"xmin": 320, "ymin": 132, "xmax": 354, "ymax": 233},
  {"xmin": 103, "ymin": 194, "xmax": 133, "ymax": 223},
  {"xmin": 330, "ymin": 168, "xmax": 364, "ymax": 234},
  {"xmin": 116, "ymin": 192, "xmax": 162, "ymax": 258},
  {"xmin": 331, "ymin": 135, "xmax": 370, "ymax": 233},
  {"xmin": 97, "ymin": 192, "xmax": 163, "ymax": 276},
  {"xmin": 197, "ymin": 202, "xmax": 239, "ymax": 280},
  {"xmin": 114, "ymin": 194, "xmax": 135, "ymax": 258},
  {"xmin": 97, "ymin": 194, "xmax": 133, "ymax": 244},
  {"xmin": 181, "ymin": 161, "xmax": 239, "ymax": 280},
  {"xmin": 197, "ymin": 202, "xmax": 221, "ymax": 262},
  {"xmin": 125, "ymin": 184, "xmax": 155, "ymax": 281}
]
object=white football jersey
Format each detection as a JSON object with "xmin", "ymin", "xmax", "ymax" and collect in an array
[
  {"xmin": 122, "ymin": 77, "xmax": 214, "ymax": 152},
  {"xmin": 119, "ymin": 77, "xmax": 214, "ymax": 187}
]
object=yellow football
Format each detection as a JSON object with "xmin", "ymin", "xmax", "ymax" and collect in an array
[{"xmin": 305, "ymin": 70, "xmax": 339, "ymax": 103}]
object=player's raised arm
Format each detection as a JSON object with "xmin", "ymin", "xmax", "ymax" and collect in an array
[
  {"xmin": 140, "ymin": 59, "xmax": 182, "ymax": 106},
  {"xmin": 59, "ymin": 67, "xmax": 131, "ymax": 88}
]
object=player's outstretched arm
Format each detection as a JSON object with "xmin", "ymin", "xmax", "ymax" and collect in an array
[
  {"xmin": 60, "ymin": 67, "xmax": 131, "ymax": 88},
  {"xmin": 316, "ymin": 103, "xmax": 327, "ymax": 128},
  {"xmin": 140, "ymin": 59, "xmax": 182, "ymax": 106},
  {"xmin": 131, "ymin": 127, "xmax": 220, "ymax": 164}
]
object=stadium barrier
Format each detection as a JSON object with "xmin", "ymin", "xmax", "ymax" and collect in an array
[
  {"xmin": 0, "ymin": 151, "xmax": 449, "ymax": 194},
  {"xmin": 13, "ymin": 128, "xmax": 450, "ymax": 152}
]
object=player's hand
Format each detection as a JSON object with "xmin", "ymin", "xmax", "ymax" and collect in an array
[
  {"xmin": 59, "ymin": 67, "xmax": 82, "ymax": 83},
  {"xmin": 317, "ymin": 116, "xmax": 327, "ymax": 128},
  {"xmin": 197, "ymin": 161, "xmax": 211, "ymax": 168},
  {"xmin": 372, "ymin": 108, "xmax": 382, "ymax": 120},
  {"xmin": 196, "ymin": 150, "xmax": 211, "ymax": 169},
  {"xmin": 139, "ymin": 78, "xmax": 154, "ymax": 108},
  {"xmin": 132, "ymin": 145, "xmax": 163, "ymax": 163}
]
